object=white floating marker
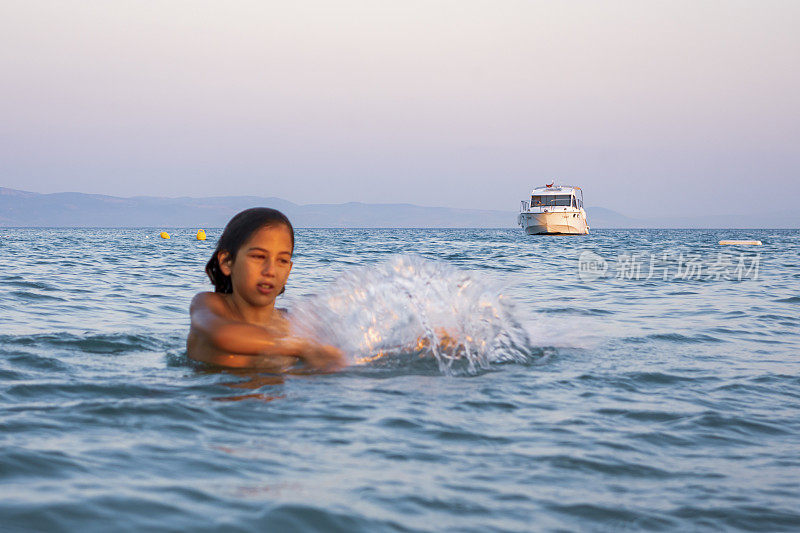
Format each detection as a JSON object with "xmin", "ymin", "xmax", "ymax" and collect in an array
[{"xmin": 719, "ymin": 240, "xmax": 762, "ymax": 245}]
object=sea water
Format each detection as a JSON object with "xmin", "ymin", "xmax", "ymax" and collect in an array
[{"xmin": 1, "ymin": 228, "xmax": 799, "ymax": 531}]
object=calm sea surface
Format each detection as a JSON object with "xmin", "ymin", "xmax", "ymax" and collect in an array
[{"xmin": 1, "ymin": 228, "xmax": 799, "ymax": 532}]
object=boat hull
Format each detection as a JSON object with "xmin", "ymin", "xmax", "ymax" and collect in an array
[{"xmin": 518, "ymin": 211, "xmax": 589, "ymax": 235}]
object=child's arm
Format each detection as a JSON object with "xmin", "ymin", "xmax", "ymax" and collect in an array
[{"xmin": 188, "ymin": 293, "xmax": 344, "ymax": 370}]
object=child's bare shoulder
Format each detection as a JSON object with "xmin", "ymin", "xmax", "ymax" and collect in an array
[{"xmin": 190, "ymin": 292, "xmax": 230, "ymax": 315}]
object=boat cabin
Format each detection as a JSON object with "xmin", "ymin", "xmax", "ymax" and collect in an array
[
  {"xmin": 530, "ymin": 193, "xmax": 581, "ymax": 208},
  {"xmin": 526, "ymin": 186, "xmax": 583, "ymax": 211}
]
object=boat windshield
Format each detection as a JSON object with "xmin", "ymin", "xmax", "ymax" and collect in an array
[{"xmin": 531, "ymin": 194, "xmax": 573, "ymax": 207}]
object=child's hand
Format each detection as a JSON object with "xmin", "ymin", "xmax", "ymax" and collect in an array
[{"xmin": 299, "ymin": 341, "xmax": 346, "ymax": 372}]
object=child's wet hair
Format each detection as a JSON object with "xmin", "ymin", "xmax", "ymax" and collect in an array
[{"xmin": 205, "ymin": 207, "xmax": 295, "ymax": 294}]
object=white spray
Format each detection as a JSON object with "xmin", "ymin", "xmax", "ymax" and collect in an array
[{"xmin": 289, "ymin": 255, "xmax": 535, "ymax": 375}]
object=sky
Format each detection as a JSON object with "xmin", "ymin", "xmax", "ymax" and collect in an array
[{"xmin": 1, "ymin": 0, "xmax": 798, "ymax": 218}]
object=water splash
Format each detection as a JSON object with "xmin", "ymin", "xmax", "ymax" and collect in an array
[{"xmin": 289, "ymin": 255, "xmax": 535, "ymax": 375}]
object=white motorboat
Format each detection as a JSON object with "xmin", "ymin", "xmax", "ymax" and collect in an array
[{"xmin": 517, "ymin": 183, "xmax": 589, "ymax": 235}]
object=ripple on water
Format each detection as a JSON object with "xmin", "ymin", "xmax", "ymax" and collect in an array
[
  {"xmin": 0, "ymin": 333, "xmax": 169, "ymax": 354},
  {"xmin": 670, "ymin": 504, "xmax": 800, "ymax": 531},
  {"xmin": 251, "ymin": 504, "xmax": 406, "ymax": 533},
  {"xmin": 4, "ymin": 280, "xmax": 58, "ymax": 291},
  {"xmin": 622, "ymin": 332, "xmax": 725, "ymax": 344},
  {"xmin": 4, "ymin": 352, "xmax": 73, "ymax": 373},
  {"xmin": 686, "ymin": 411, "xmax": 791, "ymax": 437},
  {"xmin": 546, "ymin": 502, "xmax": 678, "ymax": 531},
  {"xmin": 594, "ymin": 408, "xmax": 688, "ymax": 423},
  {"xmin": 9, "ymin": 291, "xmax": 66, "ymax": 302},
  {"xmin": 543, "ymin": 454, "xmax": 680, "ymax": 479},
  {"xmin": 0, "ymin": 446, "xmax": 88, "ymax": 480}
]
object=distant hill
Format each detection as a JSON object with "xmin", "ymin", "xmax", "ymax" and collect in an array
[
  {"xmin": 1, "ymin": 188, "xmax": 797, "ymax": 228},
  {"xmin": 0, "ymin": 187, "xmax": 517, "ymax": 228},
  {"xmin": 584, "ymin": 207, "xmax": 641, "ymax": 228}
]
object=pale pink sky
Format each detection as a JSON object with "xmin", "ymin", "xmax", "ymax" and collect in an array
[{"xmin": 1, "ymin": 0, "xmax": 798, "ymax": 217}]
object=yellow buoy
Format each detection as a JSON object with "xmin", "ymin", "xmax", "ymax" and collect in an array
[
  {"xmin": 196, "ymin": 229, "xmax": 206, "ymax": 241},
  {"xmin": 719, "ymin": 240, "xmax": 761, "ymax": 245},
  {"xmin": 160, "ymin": 231, "xmax": 170, "ymax": 239}
]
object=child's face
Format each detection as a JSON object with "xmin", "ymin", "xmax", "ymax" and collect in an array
[{"xmin": 219, "ymin": 224, "xmax": 293, "ymax": 309}]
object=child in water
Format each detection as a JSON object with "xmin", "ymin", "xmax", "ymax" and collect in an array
[{"xmin": 187, "ymin": 208, "xmax": 345, "ymax": 371}]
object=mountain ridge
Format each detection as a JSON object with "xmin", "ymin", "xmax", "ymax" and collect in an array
[{"xmin": 1, "ymin": 187, "xmax": 798, "ymax": 228}]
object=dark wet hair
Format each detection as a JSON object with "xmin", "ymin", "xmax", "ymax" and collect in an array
[{"xmin": 205, "ymin": 207, "xmax": 295, "ymax": 294}]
